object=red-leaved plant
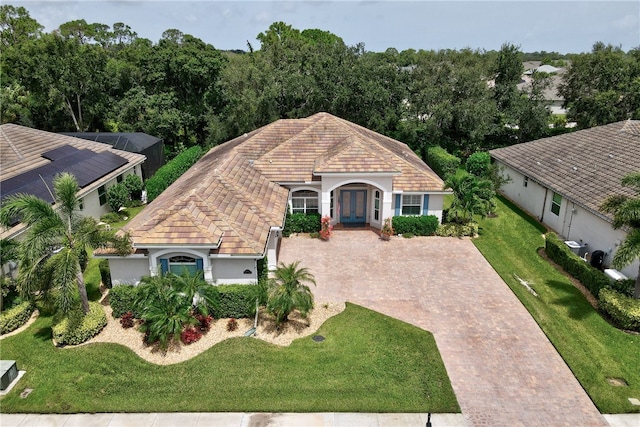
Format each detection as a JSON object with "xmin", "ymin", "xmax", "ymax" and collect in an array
[
  {"xmin": 195, "ymin": 314, "xmax": 213, "ymax": 332},
  {"xmin": 227, "ymin": 318, "xmax": 238, "ymax": 332},
  {"xmin": 180, "ymin": 327, "xmax": 202, "ymax": 345},
  {"xmin": 120, "ymin": 311, "xmax": 135, "ymax": 329},
  {"xmin": 319, "ymin": 215, "xmax": 333, "ymax": 240}
]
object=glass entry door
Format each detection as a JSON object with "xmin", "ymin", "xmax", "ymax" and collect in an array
[{"xmin": 340, "ymin": 190, "xmax": 366, "ymax": 223}]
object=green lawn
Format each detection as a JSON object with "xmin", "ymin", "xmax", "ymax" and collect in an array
[
  {"xmin": 473, "ymin": 196, "xmax": 640, "ymax": 414},
  {"xmin": 0, "ymin": 303, "xmax": 459, "ymax": 413}
]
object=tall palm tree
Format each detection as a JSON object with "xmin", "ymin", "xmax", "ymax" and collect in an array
[
  {"xmin": 0, "ymin": 173, "xmax": 131, "ymax": 314},
  {"xmin": 267, "ymin": 261, "xmax": 316, "ymax": 326},
  {"xmin": 600, "ymin": 172, "xmax": 640, "ymax": 299}
]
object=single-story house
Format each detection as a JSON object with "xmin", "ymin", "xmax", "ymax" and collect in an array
[
  {"xmin": 101, "ymin": 113, "xmax": 449, "ymax": 285},
  {"xmin": 0, "ymin": 124, "xmax": 146, "ymax": 241},
  {"xmin": 61, "ymin": 132, "xmax": 164, "ymax": 179},
  {"xmin": 490, "ymin": 120, "xmax": 640, "ymax": 279}
]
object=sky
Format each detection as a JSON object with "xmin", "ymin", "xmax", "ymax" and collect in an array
[{"xmin": 8, "ymin": 0, "xmax": 640, "ymax": 53}]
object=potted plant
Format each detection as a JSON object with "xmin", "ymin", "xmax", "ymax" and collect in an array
[
  {"xmin": 319, "ymin": 215, "xmax": 333, "ymax": 240},
  {"xmin": 380, "ymin": 217, "xmax": 393, "ymax": 241}
]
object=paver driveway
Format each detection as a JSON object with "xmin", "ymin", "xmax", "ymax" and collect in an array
[{"xmin": 279, "ymin": 230, "xmax": 608, "ymax": 427}]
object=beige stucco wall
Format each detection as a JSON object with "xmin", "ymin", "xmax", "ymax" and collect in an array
[
  {"xmin": 210, "ymin": 258, "xmax": 257, "ymax": 284},
  {"xmin": 109, "ymin": 257, "xmax": 149, "ymax": 286}
]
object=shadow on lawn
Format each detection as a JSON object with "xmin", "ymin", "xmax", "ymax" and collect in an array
[{"xmin": 546, "ymin": 280, "xmax": 596, "ymax": 321}]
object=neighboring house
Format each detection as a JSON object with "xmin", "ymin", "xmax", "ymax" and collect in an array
[
  {"xmin": 101, "ymin": 113, "xmax": 449, "ymax": 285},
  {"xmin": 61, "ymin": 132, "xmax": 164, "ymax": 180},
  {"xmin": 0, "ymin": 124, "xmax": 146, "ymax": 241},
  {"xmin": 490, "ymin": 120, "xmax": 640, "ymax": 279},
  {"xmin": 520, "ymin": 61, "xmax": 567, "ymax": 115}
]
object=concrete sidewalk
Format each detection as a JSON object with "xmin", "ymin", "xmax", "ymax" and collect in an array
[
  {"xmin": 1, "ymin": 412, "xmax": 464, "ymax": 427},
  {"xmin": 1, "ymin": 412, "xmax": 638, "ymax": 426}
]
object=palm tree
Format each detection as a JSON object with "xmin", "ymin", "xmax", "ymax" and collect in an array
[
  {"xmin": 0, "ymin": 173, "xmax": 131, "ymax": 314},
  {"xmin": 600, "ymin": 172, "xmax": 640, "ymax": 299},
  {"xmin": 266, "ymin": 261, "xmax": 316, "ymax": 326},
  {"xmin": 444, "ymin": 172, "xmax": 496, "ymax": 224}
]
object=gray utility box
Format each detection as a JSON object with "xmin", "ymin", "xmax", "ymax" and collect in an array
[
  {"xmin": 564, "ymin": 240, "xmax": 588, "ymax": 257},
  {"xmin": 1, "ymin": 360, "xmax": 18, "ymax": 391}
]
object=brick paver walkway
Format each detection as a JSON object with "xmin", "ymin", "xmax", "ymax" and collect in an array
[{"xmin": 279, "ymin": 231, "xmax": 608, "ymax": 426}]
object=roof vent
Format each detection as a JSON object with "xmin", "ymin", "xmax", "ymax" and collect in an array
[
  {"xmin": 248, "ymin": 159, "xmax": 254, "ymax": 166},
  {"xmin": 608, "ymin": 153, "xmax": 614, "ymax": 159},
  {"xmin": 572, "ymin": 166, "xmax": 578, "ymax": 171}
]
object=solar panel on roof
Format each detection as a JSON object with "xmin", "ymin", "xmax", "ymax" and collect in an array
[
  {"xmin": 41, "ymin": 145, "xmax": 80, "ymax": 161},
  {"xmin": 1, "ymin": 147, "xmax": 130, "ymax": 204}
]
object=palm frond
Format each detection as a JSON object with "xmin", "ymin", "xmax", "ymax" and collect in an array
[
  {"xmin": 53, "ymin": 172, "xmax": 81, "ymax": 222},
  {"xmin": 0, "ymin": 193, "xmax": 58, "ymax": 227},
  {"xmin": 612, "ymin": 228, "xmax": 640, "ymax": 270}
]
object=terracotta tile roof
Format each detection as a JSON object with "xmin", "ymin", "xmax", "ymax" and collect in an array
[
  {"xmin": 125, "ymin": 113, "xmax": 444, "ymax": 254},
  {"xmin": 490, "ymin": 120, "xmax": 640, "ymax": 222}
]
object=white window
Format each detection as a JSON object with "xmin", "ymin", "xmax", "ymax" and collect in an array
[
  {"xmin": 374, "ymin": 191, "xmax": 380, "ymax": 221},
  {"xmin": 402, "ymin": 194, "xmax": 421, "ymax": 216},
  {"xmin": 291, "ymin": 190, "xmax": 319, "ymax": 214},
  {"xmin": 98, "ymin": 185, "xmax": 107, "ymax": 206},
  {"xmin": 169, "ymin": 256, "xmax": 197, "ymax": 276}
]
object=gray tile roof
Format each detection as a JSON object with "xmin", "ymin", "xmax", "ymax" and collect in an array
[{"xmin": 490, "ymin": 120, "xmax": 640, "ymax": 222}]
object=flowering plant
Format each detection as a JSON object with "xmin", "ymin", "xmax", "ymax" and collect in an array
[
  {"xmin": 319, "ymin": 215, "xmax": 333, "ymax": 240},
  {"xmin": 380, "ymin": 217, "xmax": 394, "ymax": 240}
]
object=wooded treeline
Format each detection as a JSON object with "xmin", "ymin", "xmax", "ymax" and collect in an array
[{"xmin": 2, "ymin": 6, "xmax": 639, "ymax": 160}]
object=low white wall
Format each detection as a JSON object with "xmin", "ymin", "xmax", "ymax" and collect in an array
[
  {"xmin": 211, "ymin": 258, "xmax": 258, "ymax": 284},
  {"xmin": 109, "ymin": 257, "xmax": 149, "ymax": 286}
]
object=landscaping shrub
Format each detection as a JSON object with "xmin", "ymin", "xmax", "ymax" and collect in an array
[
  {"xmin": 123, "ymin": 174, "xmax": 144, "ymax": 200},
  {"xmin": 109, "ymin": 285, "xmax": 139, "ymax": 318},
  {"xmin": 544, "ymin": 232, "xmax": 610, "ymax": 297},
  {"xmin": 0, "ymin": 301, "xmax": 34, "ymax": 335},
  {"xmin": 180, "ymin": 327, "xmax": 202, "ymax": 344},
  {"xmin": 214, "ymin": 285, "xmax": 254, "ymax": 318},
  {"xmin": 195, "ymin": 313, "xmax": 213, "ymax": 332},
  {"xmin": 106, "ymin": 183, "xmax": 129, "ymax": 212},
  {"xmin": 465, "ymin": 151, "xmax": 492, "ymax": 178},
  {"xmin": 282, "ymin": 213, "xmax": 321, "ymax": 236},
  {"xmin": 120, "ymin": 311, "xmax": 135, "ymax": 328},
  {"xmin": 145, "ymin": 146, "xmax": 203, "ymax": 202},
  {"xmin": 100, "ymin": 212, "xmax": 122, "ymax": 224},
  {"xmin": 608, "ymin": 278, "xmax": 635, "ymax": 298},
  {"xmin": 52, "ymin": 302, "xmax": 107, "ymax": 345},
  {"xmin": 392, "ymin": 215, "xmax": 439, "ymax": 236},
  {"xmin": 99, "ymin": 259, "xmax": 112, "ymax": 288},
  {"xmin": 426, "ymin": 146, "xmax": 461, "ymax": 179},
  {"xmin": 599, "ymin": 288, "xmax": 640, "ymax": 332},
  {"xmin": 436, "ymin": 222, "xmax": 479, "ymax": 237},
  {"xmin": 227, "ymin": 318, "xmax": 238, "ymax": 332}
]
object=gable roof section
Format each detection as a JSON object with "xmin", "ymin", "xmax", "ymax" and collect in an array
[
  {"xmin": 490, "ymin": 120, "xmax": 640, "ymax": 222},
  {"xmin": 123, "ymin": 140, "xmax": 290, "ymax": 255},
  {"xmin": 0, "ymin": 124, "xmax": 145, "ymax": 202},
  {"xmin": 244, "ymin": 113, "xmax": 444, "ymax": 191}
]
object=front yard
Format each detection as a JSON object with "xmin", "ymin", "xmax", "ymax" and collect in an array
[
  {"xmin": 0, "ymin": 303, "xmax": 458, "ymax": 413},
  {"xmin": 474, "ymin": 196, "xmax": 640, "ymax": 414}
]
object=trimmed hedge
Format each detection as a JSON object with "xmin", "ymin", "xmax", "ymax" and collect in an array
[
  {"xmin": 436, "ymin": 222, "xmax": 479, "ymax": 237},
  {"xmin": 52, "ymin": 302, "xmax": 107, "ymax": 345},
  {"xmin": 145, "ymin": 146, "xmax": 203, "ymax": 202},
  {"xmin": 392, "ymin": 215, "xmax": 439, "ymax": 236},
  {"xmin": 0, "ymin": 301, "xmax": 34, "ymax": 335},
  {"xmin": 214, "ymin": 285, "xmax": 255, "ymax": 319},
  {"xmin": 109, "ymin": 285, "xmax": 139, "ymax": 318},
  {"xmin": 599, "ymin": 288, "xmax": 640, "ymax": 332},
  {"xmin": 99, "ymin": 259, "xmax": 112, "ymax": 289},
  {"xmin": 545, "ymin": 232, "xmax": 610, "ymax": 297},
  {"xmin": 283, "ymin": 213, "xmax": 321, "ymax": 236},
  {"xmin": 426, "ymin": 146, "xmax": 461, "ymax": 179}
]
